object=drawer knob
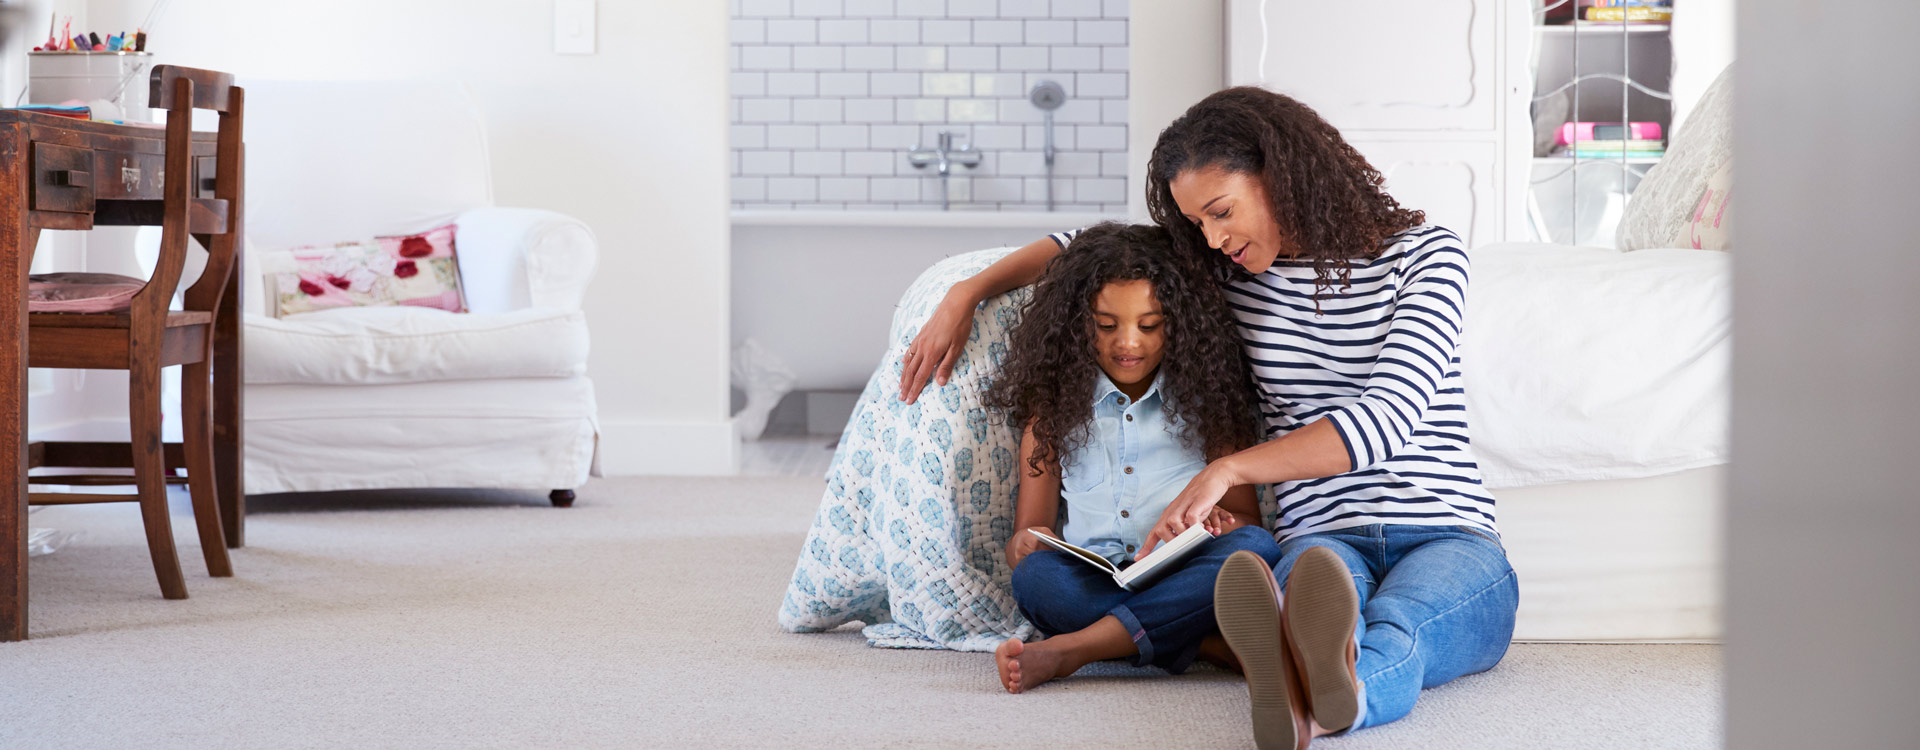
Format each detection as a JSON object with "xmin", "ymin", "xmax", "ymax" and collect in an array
[{"xmin": 49, "ymin": 170, "xmax": 91, "ymax": 188}]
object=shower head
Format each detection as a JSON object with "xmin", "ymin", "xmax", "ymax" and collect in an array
[
  {"xmin": 1030, "ymin": 81, "xmax": 1068, "ymax": 210},
  {"xmin": 1029, "ymin": 80, "xmax": 1067, "ymax": 111}
]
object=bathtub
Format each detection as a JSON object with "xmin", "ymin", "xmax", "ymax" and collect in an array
[{"xmin": 731, "ymin": 210, "xmax": 1120, "ymax": 392}]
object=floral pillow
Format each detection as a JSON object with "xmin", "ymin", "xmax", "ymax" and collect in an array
[{"xmin": 263, "ymin": 224, "xmax": 466, "ymax": 317}]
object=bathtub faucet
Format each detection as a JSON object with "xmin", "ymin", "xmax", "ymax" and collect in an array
[{"xmin": 907, "ymin": 131, "xmax": 982, "ymax": 210}]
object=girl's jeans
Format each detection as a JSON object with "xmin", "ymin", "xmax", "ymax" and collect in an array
[
  {"xmin": 1010, "ymin": 526, "xmax": 1283, "ymax": 673},
  {"xmin": 1273, "ymin": 524, "xmax": 1520, "ymax": 731}
]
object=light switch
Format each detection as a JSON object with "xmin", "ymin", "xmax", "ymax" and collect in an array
[{"xmin": 554, "ymin": 0, "xmax": 596, "ymax": 55}]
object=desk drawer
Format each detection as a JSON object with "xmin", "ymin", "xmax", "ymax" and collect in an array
[
  {"xmin": 31, "ymin": 143, "xmax": 93, "ymax": 213},
  {"xmin": 196, "ymin": 156, "xmax": 218, "ymax": 199},
  {"xmin": 92, "ymin": 151, "xmax": 166, "ymax": 200}
]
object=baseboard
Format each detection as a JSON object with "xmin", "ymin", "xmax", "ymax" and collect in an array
[
  {"xmin": 803, "ymin": 390, "xmax": 860, "ymax": 436},
  {"xmin": 596, "ymin": 417, "xmax": 740, "ymax": 476}
]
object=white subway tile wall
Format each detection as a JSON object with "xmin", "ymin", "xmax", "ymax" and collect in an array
[{"xmin": 732, "ymin": 0, "xmax": 1128, "ymax": 211}]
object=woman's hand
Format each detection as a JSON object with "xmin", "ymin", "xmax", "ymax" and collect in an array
[
  {"xmin": 1135, "ymin": 462, "xmax": 1238, "ymax": 560},
  {"xmin": 1006, "ymin": 526, "xmax": 1054, "ymax": 570},
  {"xmin": 898, "ymin": 283, "xmax": 980, "ymax": 404}
]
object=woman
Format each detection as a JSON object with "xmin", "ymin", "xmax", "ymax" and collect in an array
[{"xmin": 898, "ymin": 87, "xmax": 1518, "ymax": 749}]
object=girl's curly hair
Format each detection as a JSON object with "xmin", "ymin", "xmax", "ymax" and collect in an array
[
  {"xmin": 1145, "ymin": 86, "xmax": 1426, "ymax": 298},
  {"xmin": 985, "ymin": 222, "xmax": 1262, "ymax": 478}
]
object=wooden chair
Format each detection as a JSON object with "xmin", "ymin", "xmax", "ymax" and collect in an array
[{"xmin": 26, "ymin": 66, "xmax": 243, "ymax": 599}]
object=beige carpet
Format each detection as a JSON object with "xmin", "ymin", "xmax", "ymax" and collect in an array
[{"xmin": 0, "ymin": 476, "xmax": 1722, "ymax": 748}]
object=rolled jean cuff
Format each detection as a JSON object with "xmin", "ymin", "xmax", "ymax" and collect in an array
[
  {"xmin": 1108, "ymin": 604, "xmax": 1154, "ymax": 668},
  {"xmin": 1162, "ymin": 640, "xmax": 1203, "ymax": 675}
]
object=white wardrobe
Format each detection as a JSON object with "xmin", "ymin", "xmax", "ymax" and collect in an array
[{"xmin": 1225, "ymin": 0, "xmax": 1534, "ymax": 247}]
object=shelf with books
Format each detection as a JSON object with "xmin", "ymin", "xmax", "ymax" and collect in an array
[
  {"xmin": 1582, "ymin": 3, "xmax": 1674, "ymax": 23},
  {"xmin": 1535, "ymin": 23, "xmax": 1671, "ymax": 34},
  {"xmin": 1535, "ymin": 0, "xmax": 1674, "ymax": 24},
  {"xmin": 1535, "ymin": 155, "xmax": 1663, "ymax": 165},
  {"xmin": 1525, "ymin": 0, "xmax": 1675, "ymax": 246}
]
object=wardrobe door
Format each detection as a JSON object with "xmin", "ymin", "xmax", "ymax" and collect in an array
[
  {"xmin": 1225, "ymin": 0, "xmax": 1499, "ymax": 132},
  {"xmin": 1347, "ymin": 139, "xmax": 1500, "ymax": 247}
]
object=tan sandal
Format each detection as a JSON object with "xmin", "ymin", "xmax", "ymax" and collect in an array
[
  {"xmin": 1215, "ymin": 550, "xmax": 1314, "ymax": 750},
  {"xmin": 1283, "ymin": 546, "xmax": 1365, "ymax": 733}
]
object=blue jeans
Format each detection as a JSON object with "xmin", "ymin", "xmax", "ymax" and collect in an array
[
  {"xmin": 1272, "ymin": 524, "xmax": 1520, "ymax": 731},
  {"xmin": 1011, "ymin": 526, "xmax": 1283, "ymax": 674}
]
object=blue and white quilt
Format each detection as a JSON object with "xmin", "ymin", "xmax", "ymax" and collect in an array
[{"xmin": 777, "ymin": 248, "xmax": 1037, "ymax": 652}]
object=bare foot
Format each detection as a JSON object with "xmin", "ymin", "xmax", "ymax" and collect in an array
[
  {"xmin": 995, "ymin": 638, "xmax": 1024, "ymax": 693},
  {"xmin": 994, "ymin": 638, "xmax": 1071, "ymax": 694},
  {"xmin": 995, "ymin": 616, "xmax": 1135, "ymax": 694}
]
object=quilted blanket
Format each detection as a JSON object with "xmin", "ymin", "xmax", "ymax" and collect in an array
[{"xmin": 777, "ymin": 247, "xmax": 1038, "ymax": 652}]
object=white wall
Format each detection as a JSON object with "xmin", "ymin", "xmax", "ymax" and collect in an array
[
  {"xmin": 1728, "ymin": 1, "xmax": 1920, "ymax": 746},
  {"xmin": 83, "ymin": 0, "xmax": 737, "ymax": 475},
  {"xmin": 1125, "ymin": 0, "xmax": 1222, "ymax": 220},
  {"xmin": 1668, "ymin": 0, "xmax": 1736, "ymax": 134},
  {"xmin": 730, "ymin": 0, "xmax": 1131, "ymax": 212},
  {"xmin": 731, "ymin": 213, "xmax": 1115, "ymax": 392}
]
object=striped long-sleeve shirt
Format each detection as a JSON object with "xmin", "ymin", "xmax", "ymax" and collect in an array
[{"xmin": 1050, "ymin": 225, "xmax": 1495, "ymax": 540}]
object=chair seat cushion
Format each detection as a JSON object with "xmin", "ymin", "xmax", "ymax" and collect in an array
[
  {"xmin": 27, "ymin": 272, "xmax": 144, "ymax": 313},
  {"xmin": 244, "ymin": 305, "xmax": 588, "ymax": 385}
]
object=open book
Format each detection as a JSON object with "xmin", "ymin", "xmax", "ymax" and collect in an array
[{"xmin": 1027, "ymin": 524, "xmax": 1215, "ymax": 591}]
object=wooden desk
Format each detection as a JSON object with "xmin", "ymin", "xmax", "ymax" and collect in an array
[{"xmin": 1, "ymin": 111, "xmax": 244, "ymax": 642}]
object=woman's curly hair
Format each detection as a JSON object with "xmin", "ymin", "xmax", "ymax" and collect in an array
[
  {"xmin": 985, "ymin": 222, "xmax": 1262, "ymax": 478},
  {"xmin": 1145, "ymin": 86, "xmax": 1426, "ymax": 298}
]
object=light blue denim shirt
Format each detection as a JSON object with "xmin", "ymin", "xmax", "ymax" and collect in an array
[{"xmin": 1058, "ymin": 371, "xmax": 1209, "ymax": 566}]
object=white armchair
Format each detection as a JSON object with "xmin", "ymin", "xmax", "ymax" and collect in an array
[{"xmin": 233, "ymin": 79, "xmax": 598, "ymax": 503}]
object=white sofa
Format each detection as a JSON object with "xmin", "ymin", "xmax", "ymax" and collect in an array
[{"xmin": 234, "ymin": 80, "xmax": 598, "ymax": 503}]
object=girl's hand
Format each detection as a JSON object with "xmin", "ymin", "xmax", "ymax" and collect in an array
[
  {"xmin": 1006, "ymin": 526, "xmax": 1055, "ymax": 570},
  {"xmin": 899, "ymin": 284, "xmax": 979, "ymax": 404},
  {"xmin": 1202, "ymin": 506, "xmax": 1246, "ymax": 536},
  {"xmin": 1135, "ymin": 463, "xmax": 1236, "ymax": 560}
]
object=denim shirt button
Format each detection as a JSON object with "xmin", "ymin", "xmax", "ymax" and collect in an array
[
  {"xmin": 1124, "ymin": 466, "xmax": 1133, "ymax": 474},
  {"xmin": 1120, "ymin": 510, "xmax": 1130, "ymax": 518},
  {"xmin": 1125, "ymin": 414, "xmax": 1133, "ymax": 422}
]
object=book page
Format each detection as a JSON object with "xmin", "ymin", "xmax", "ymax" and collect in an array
[
  {"xmin": 1116, "ymin": 524, "xmax": 1215, "ymax": 590},
  {"xmin": 1027, "ymin": 529, "xmax": 1119, "ymax": 575}
]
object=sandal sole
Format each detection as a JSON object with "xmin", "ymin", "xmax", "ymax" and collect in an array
[
  {"xmin": 1215, "ymin": 550, "xmax": 1301, "ymax": 750},
  {"xmin": 1285, "ymin": 546, "xmax": 1362, "ymax": 733}
]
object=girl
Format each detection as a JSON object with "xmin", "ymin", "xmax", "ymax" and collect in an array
[
  {"xmin": 983, "ymin": 222, "xmax": 1281, "ymax": 694},
  {"xmin": 902, "ymin": 88, "xmax": 1519, "ymax": 749}
]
